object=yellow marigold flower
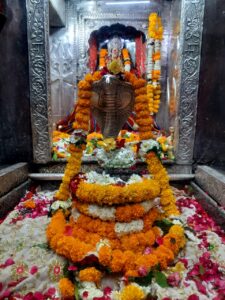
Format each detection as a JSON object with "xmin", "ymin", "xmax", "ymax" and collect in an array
[
  {"xmin": 58, "ymin": 277, "xmax": 74, "ymax": 298},
  {"xmin": 120, "ymin": 284, "xmax": 145, "ymax": 300},
  {"xmin": 79, "ymin": 267, "xmax": 102, "ymax": 284},
  {"xmin": 169, "ymin": 225, "xmax": 184, "ymax": 236}
]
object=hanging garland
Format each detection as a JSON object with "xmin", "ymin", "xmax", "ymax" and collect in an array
[{"xmin": 147, "ymin": 12, "xmax": 163, "ymax": 115}]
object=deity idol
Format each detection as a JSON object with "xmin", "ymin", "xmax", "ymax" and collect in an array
[{"xmin": 99, "ymin": 36, "xmax": 131, "ymax": 74}]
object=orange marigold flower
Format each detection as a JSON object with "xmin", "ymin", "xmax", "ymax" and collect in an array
[
  {"xmin": 139, "ymin": 131, "xmax": 154, "ymax": 140},
  {"xmin": 78, "ymin": 90, "xmax": 92, "ymax": 99},
  {"xmin": 133, "ymin": 78, "xmax": 146, "ymax": 89},
  {"xmin": 92, "ymin": 71, "xmax": 102, "ymax": 81},
  {"xmin": 115, "ymin": 204, "xmax": 145, "ymax": 222},
  {"xmin": 134, "ymin": 86, "xmax": 147, "ymax": 96},
  {"xmin": 98, "ymin": 245, "xmax": 112, "ymax": 266},
  {"xmin": 84, "ymin": 73, "xmax": 93, "ymax": 83},
  {"xmin": 59, "ymin": 277, "xmax": 74, "ymax": 298},
  {"xmin": 78, "ymin": 80, "xmax": 92, "ymax": 91},
  {"xmin": 79, "ymin": 267, "xmax": 102, "ymax": 284},
  {"xmin": 23, "ymin": 200, "xmax": 36, "ymax": 209},
  {"xmin": 110, "ymin": 250, "xmax": 125, "ymax": 272}
]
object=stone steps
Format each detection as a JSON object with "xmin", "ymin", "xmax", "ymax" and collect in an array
[
  {"xmin": 195, "ymin": 165, "xmax": 225, "ymax": 207},
  {"xmin": 0, "ymin": 163, "xmax": 30, "ymax": 218}
]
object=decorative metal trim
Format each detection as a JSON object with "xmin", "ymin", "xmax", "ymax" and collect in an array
[
  {"xmin": 26, "ymin": 0, "xmax": 52, "ymax": 163},
  {"xmin": 26, "ymin": 0, "xmax": 205, "ymax": 169},
  {"xmin": 176, "ymin": 0, "xmax": 205, "ymax": 165}
]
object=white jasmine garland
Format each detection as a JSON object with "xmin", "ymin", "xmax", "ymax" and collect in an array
[
  {"xmin": 95, "ymin": 147, "xmax": 136, "ymax": 168},
  {"xmin": 71, "ymin": 207, "xmax": 81, "ymax": 221},
  {"xmin": 88, "ymin": 204, "xmax": 116, "ymax": 221},
  {"xmin": 115, "ymin": 220, "xmax": 144, "ymax": 236},
  {"xmin": 141, "ymin": 197, "xmax": 160, "ymax": 212},
  {"xmin": 84, "ymin": 171, "xmax": 151, "ymax": 186},
  {"xmin": 79, "ymin": 199, "xmax": 159, "ymax": 222}
]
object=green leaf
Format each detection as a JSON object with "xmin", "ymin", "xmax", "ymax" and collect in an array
[
  {"xmin": 52, "ymin": 152, "xmax": 58, "ymax": 161},
  {"xmin": 32, "ymin": 243, "xmax": 49, "ymax": 250},
  {"xmin": 132, "ymin": 271, "xmax": 153, "ymax": 286},
  {"xmin": 154, "ymin": 219, "xmax": 173, "ymax": 234},
  {"xmin": 208, "ymin": 244, "xmax": 215, "ymax": 251},
  {"xmin": 74, "ymin": 284, "xmax": 80, "ymax": 300},
  {"xmin": 154, "ymin": 271, "xmax": 169, "ymax": 288}
]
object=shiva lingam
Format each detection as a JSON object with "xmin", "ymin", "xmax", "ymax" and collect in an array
[{"xmin": 91, "ymin": 75, "xmax": 135, "ymax": 138}]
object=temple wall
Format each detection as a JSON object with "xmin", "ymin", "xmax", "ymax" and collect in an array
[
  {"xmin": 0, "ymin": 0, "xmax": 32, "ymax": 164},
  {"xmin": 194, "ymin": 0, "xmax": 225, "ymax": 168}
]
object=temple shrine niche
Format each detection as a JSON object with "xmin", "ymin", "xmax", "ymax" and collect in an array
[
  {"xmin": 50, "ymin": 1, "xmax": 180, "ymax": 166},
  {"xmin": 2, "ymin": 0, "xmax": 225, "ymax": 300}
]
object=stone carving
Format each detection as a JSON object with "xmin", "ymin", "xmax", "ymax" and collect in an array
[
  {"xmin": 176, "ymin": 0, "xmax": 205, "ymax": 165},
  {"xmin": 26, "ymin": 0, "xmax": 52, "ymax": 163}
]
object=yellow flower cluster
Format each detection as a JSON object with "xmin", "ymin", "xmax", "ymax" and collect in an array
[
  {"xmin": 120, "ymin": 285, "xmax": 145, "ymax": 300},
  {"xmin": 146, "ymin": 152, "xmax": 180, "ymax": 216},
  {"xmin": 58, "ymin": 277, "xmax": 75, "ymax": 298},
  {"xmin": 148, "ymin": 83, "xmax": 162, "ymax": 114},
  {"xmin": 74, "ymin": 179, "xmax": 160, "ymax": 205},
  {"xmin": 148, "ymin": 13, "xmax": 163, "ymax": 40}
]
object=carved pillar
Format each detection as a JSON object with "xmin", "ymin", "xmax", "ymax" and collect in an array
[
  {"xmin": 175, "ymin": 0, "xmax": 205, "ymax": 165},
  {"xmin": 26, "ymin": 0, "xmax": 52, "ymax": 163}
]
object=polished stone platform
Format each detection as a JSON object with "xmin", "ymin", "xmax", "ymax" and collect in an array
[
  {"xmin": 0, "ymin": 163, "xmax": 28, "ymax": 197},
  {"xmin": 0, "ymin": 163, "xmax": 29, "ymax": 218},
  {"xmin": 191, "ymin": 182, "xmax": 225, "ymax": 229},
  {"xmin": 195, "ymin": 165, "xmax": 225, "ymax": 206}
]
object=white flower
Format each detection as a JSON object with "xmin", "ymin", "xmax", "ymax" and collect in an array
[
  {"xmin": 115, "ymin": 220, "xmax": 144, "ymax": 236},
  {"xmin": 140, "ymin": 139, "xmax": 159, "ymax": 154},
  {"xmin": 127, "ymin": 174, "xmax": 142, "ymax": 184},
  {"xmin": 95, "ymin": 148, "xmax": 136, "ymax": 169},
  {"xmin": 51, "ymin": 199, "xmax": 72, "ymax": 211},
  {"xmin": 88, "ymin": 204, "xmax": 116, "ymax": 221},
  {"xmin": 96, "ymin": 239, "xmax": 110, "ymax": 252}
]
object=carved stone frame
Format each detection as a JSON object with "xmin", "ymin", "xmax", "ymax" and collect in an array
[
  {"xmin": 26, "ymin": 0, "xmax": 52, "ymax": 163},
  {"xmin": 26, "ymin": 0, "xmax": 205, "ymax": 170}
]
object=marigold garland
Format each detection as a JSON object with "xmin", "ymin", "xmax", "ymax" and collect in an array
[
  {"xmin": 46, "ymin": 210, "xmax": 185, "ymax": 278},
  {"xmin": 147, "ymin": 13, "xmax": 163, "ymax": 115},
  {"xmin": 73, "ymin": 199, "xmax": 158, "ymax": 222},
  {"xmin": 146, "ymin": 151, "xmax": 180, "ymax": 216},
  {"xmin": 74, "ymin": 179, "xmax": 160, "ymax": 205}
]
